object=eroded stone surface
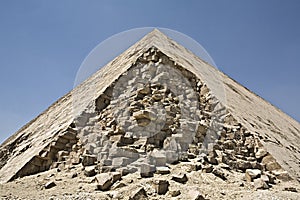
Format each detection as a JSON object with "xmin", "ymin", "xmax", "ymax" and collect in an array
[{"xmin": 0, "ymin": 29, "xmax": 299, "ymax": 199}]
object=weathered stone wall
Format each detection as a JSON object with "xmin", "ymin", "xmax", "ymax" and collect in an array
[
  {"xmin": 71, "ymin": 48, "xmax": 226, "ymax": 174},
  {"xmin": 64, "ymin": 48, "xmax": 288, "ymax": 183},
  {"xmin": 9, "ymin": 127, "xmax": 79, "ymax": 180}
]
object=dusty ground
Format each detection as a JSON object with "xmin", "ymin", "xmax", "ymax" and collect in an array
[{"xmin": 1, "ymin": 161, "xmax": 299, "ymax": 200}]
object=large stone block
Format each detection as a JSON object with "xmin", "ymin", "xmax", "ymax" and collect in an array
[
  {"xmin": 96, "ymin": 173, "xmax": 113, "ymax": 191},
  {"xmin": 149, "ymin": 150, "xmax": 166, "ymax": 166},
  {"xmin": 153, "ymin": 179, "xmax": 169, "ymax": 195},
  {"xmin": 112, "ymin": 157, "xmax": 131, "ymax": 167},
  {"xmin": 165, "ymin": 150, "xmax": 179, "ymax": 164},
  {"xmin": 171, "ymin": 173, "xmax": 188, "ymax": 184},
  {"xmin": 140, "ymin": 163, "xmax": 155, "ymax": 177},
  {"xmin": 84, "ymin": 166, "xmax": 96, "ymax": 177},
  {"xmin": 82, "ymin": 154, "xmax": 97, "ymax": 166},
  {"xmin": 245, "ymin": 169, "xmax": 261, "ymax": 182}
]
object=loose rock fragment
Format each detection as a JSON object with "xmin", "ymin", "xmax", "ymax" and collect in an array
[
  {"xmin": 129, "ymin": 187, "xmax": 148, "ymax": 200},
  {"xmin": 155, "ymin": 166, "xmax": 170, "ymax": 175},
  {"xmin": 44, "ymin": 181, "xmax": 56, "ymax": 189},
  {"xmin": 84, "ymin": 166, "xmax": 96, "ymax": 177},
  {"xmin": 169, "ymin": 190, "xmax": 181, "ymax": 197},
  {"xmin": 212, "ymin": 167, "xmax": 227, "ymax": 181},
  {"xmin": 283, "ymin": 187, "xmax": 298, "ymax": 193},
  {"xmin": 245, "ymin": 169, "xmax": 261, "ymax": 182},
  {"xmin": 70, "ymin": 172, "xmax": 78, "ymax": 178},
  {"xmin": 172, "ymin": 173, "xmax": 188, "ymax": 184},
  {"xmin": 202, "ymin": 164, "xmax": 213, "ymax": 173},
  {"xmin": 253, "ymin": 178, "xmax": 269, "ymax": 190},
  {"xmin": 95, "ymin": 173, "xmax": 113, "ymax": 191}
]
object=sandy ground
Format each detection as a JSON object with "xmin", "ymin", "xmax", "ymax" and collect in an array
[{"xmin": 1, "ymin": 162, "xmax": 299, "ymax": 200}]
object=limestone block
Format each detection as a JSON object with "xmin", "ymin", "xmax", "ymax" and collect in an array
[
  {"xmin": 171, "ymin": 173, "xmax": 188, "ymax": 184},
  {"xmin": 56, "ymin": 137, "xmax": 69, "ymax": 144},
  {"xmin": 140, "ymin": 163, "xmax": 155, "ymax": 177},
  {"xmin": 110, "ymin": 171, "xmax": 122, "ymax": 183},
  {"xmin": 44, "ymin": 181, "xmax": 56, "ymax": 189},
  {"xmin": 253, "ymin": 178, "xmax": 269, "ymax": 190},
  {"xmin": 165, "ymin": 150, "xmax": 179, "ymax": 164},
  {"xmin": 133, "ymin": 110, "xmax": 156, "ymax": 121},
  {"xmin": 261, "ymin": 155, "xmax": 280, "ymax": 170},
  {"xmin": 153, "ymin": 179, "xmax": 169, "ymax": 195},
  {"xmin": 150, "ymin": 150, "xmax": 166, "ymax": 166},
  {"xmin": 98, "ymin": 166, "xmax": 114, "ymax": 173},
  {"xmin": 112, "ymin": 157, "xmax": 131, "ymax": 167},
  {"xmin": 100, "ymin": 159, "xmax": 112, "ymax": 166},
  {"xmin": 129, "ymin": 187, "xmax": 148, "ymax": 200},
  {"xmin": 116, "ymin": 166, "xmax": 138, "ymax": 176},
  {"xmin": 110, "ymin": 135, "xmax": 123, "ymax": 143},
  {"xmin": 82, "ymin": 154, "xmax": 97, "ymax": 166},
  {"xmin": 245, "ymin": 169, "xmax": 261, "ymax": 182},
  {"xmin": 52, "ymin": 141, "xmax": 66, "ymax": 150},
  {"xmin": 131, "ymin": 137, "xmax": 147, "ymax": 149},
  {"xmin": 96, "ymin": 173, "xmax": 113, "ymax": 191},
  {"xmin": 84, "ymin": 166, "xmax": 96, "ymax": 177},
  {"xmin": 61, "ymin": 131, "xmax": 77, "ymax": 140},
  {"xmin": 255, "ymin": 148, "xmax": 267, "ymax": 159},
  {"xmin": 155, "ymin": 166, "xmax": 170, "ymax": 174},
  {"xmin": 98, "ymin": 152, "xmax": 108, "ymax": 161}
]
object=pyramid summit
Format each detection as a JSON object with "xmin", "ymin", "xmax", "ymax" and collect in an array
[{"xmin": 0, "ymin": 29, "xmax": 299, "ymax": 198}]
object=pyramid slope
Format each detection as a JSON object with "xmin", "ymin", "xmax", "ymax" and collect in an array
[{"xmin": 0, "ymin": 29, "xmax": 299, "ymax": 184}]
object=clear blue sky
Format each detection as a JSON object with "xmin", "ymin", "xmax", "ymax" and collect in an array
[{"xmin": 0, "ymin": 0, "xmax": 299, "ymax": 143}]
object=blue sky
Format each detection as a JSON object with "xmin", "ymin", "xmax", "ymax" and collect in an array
[{"xmin": 0, "ymin": 0, "xmax": 299, "ymax": 143}]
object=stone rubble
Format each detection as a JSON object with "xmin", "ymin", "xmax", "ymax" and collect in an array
[
  {"xmin": 153, "ymin": 179, "xmax": 169, "ymax": 195},
  {"xmin": 171, "ymin": 173, "xmax": 188, "ymax": 184},
  {"xmin": 44, "ymin": 181, "xmax": 56, "ymax": 189},
  {"xmin": 129, "ymin": 187, "xmax": 148, "ymax": 200}
]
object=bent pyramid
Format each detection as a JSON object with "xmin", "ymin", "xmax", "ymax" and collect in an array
[{"xmin": 0, "ymin": 29, "xmax": 299, "ymax": 185}]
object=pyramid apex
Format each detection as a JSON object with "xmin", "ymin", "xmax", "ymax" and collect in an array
[{"xmin": 138, "ymin": 28, "xmax": 169, "ymax": 45}]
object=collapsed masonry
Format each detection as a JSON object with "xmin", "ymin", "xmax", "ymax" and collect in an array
[{"xmin": 0, "ymin": 30, "xmax": 299, "ymax": 190}]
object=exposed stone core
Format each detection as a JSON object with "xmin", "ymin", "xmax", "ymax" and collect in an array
[{"xmin": 0, "ymin": 29, "xmax": 299, "ymax": 187}]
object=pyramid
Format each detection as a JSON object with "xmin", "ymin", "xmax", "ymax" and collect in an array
[{"xmin": 0, "ymin": 29, "xmax": 299, "ymax": 187}]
